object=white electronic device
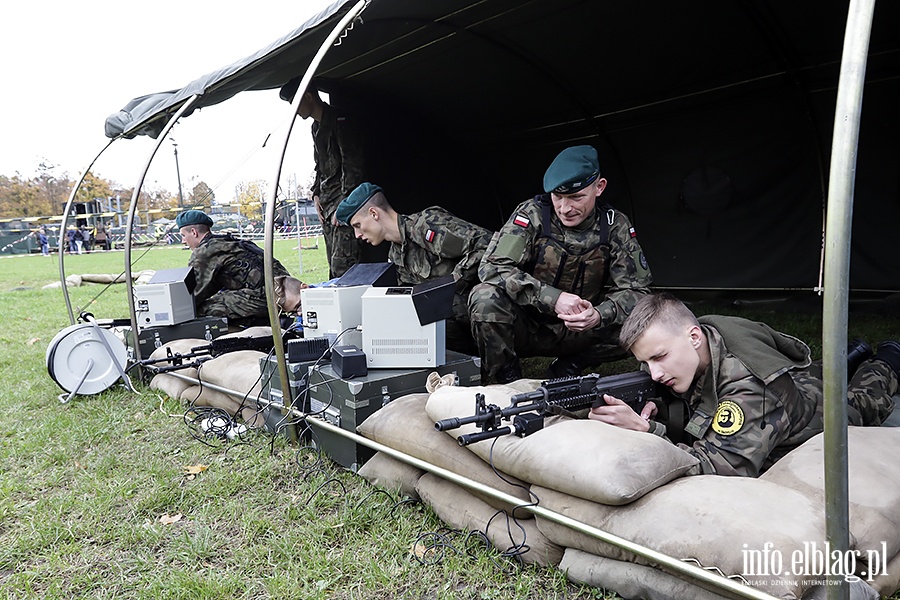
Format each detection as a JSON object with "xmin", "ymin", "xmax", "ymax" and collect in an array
[
  {"xmin": 300, "ymin": 285, "xmax": 368, "ymax": 349},
  {"xmin": 361, "ymin": 286, "xmax": 446, "ymax": 368},
  {"xmin": 133, "ymin": 268, "xmax": 196, "ymax": 327}
]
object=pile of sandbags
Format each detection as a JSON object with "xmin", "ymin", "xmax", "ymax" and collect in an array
[{"xmin": 354, "ymin": 383, "xmax": 900, "ymax": 600}]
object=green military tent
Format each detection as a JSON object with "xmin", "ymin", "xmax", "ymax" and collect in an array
[{"xmin": 105, "ymin": 0, "xmax": 900, "ymax": 291}]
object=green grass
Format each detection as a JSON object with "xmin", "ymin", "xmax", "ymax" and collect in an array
[{"xmin": 1, "ymin": 242, "xmax": 898, "ymax": 599}]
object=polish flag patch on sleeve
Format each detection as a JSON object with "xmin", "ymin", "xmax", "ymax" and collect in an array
[
  {"xmin": 629, "ymin": 227, "xmax": 637, "ymax": 238},
  {"xmin": 513, "ymin": 214, "xmax": 530, "ymax": 228},
  {"xmin": 425, "ymin": 229, "xmax": 436, "ymax": 242}
]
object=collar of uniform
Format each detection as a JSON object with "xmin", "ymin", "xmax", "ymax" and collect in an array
[
  {"xmin": 394, "ymin": 213, "xmax": 412, "ymax": 252},
  {"xmin": 687, "ymin": 324, "xmax": 726, "ymax": 407}
]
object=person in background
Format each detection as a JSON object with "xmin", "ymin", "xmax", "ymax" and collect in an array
[
  {"xmin": 73, "ymin": 226, "xmax": 85, "ymax": 254},
  {"xmin": 38, "ymin": 228, "xmax": 50, "ymax": 256},
  {"xmin": 66, "ymin": 226, "xmax": 77, "ymax": 254},
  {"xmin": 81, "ymin": 225, "xmax": 93, "ymax": 253},
  {"xmin": 469, "ymin": 145, "xmax": 653, "ymax": 383},
  {"xmin": 280, "ymin": 78, "xmax": 365, "ymax": 278}
]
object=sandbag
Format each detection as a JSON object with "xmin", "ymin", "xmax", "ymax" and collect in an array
[
  {"xmin": 560, "ymin": 548, "xmax": 732, "ymax": 600},
  {"xmin": 357, "ymin": 393, "xmax": 534, "ymax": 516},
  {"xmin": 357, "ymin": 451, "xmax": 425, "ymax": 500},
  {"xmin": 560, "ymin": 548, "xmax": 880, "ymax": 600},
  {"xmin": 415, "ymin": 472, "xmax": 564, "ymax": 567},
  {"xmin": 195, "ymin": 349, "xmax": 266, "ymax": 400},
  {"xmin": 80, "ymin": 273, "xmax": 125, "ymax": 284},
  {"xmin": 149, "ymin": 373, "xmax": 192, "ymax": 400},
  {"xmin": 760, "ymin": 427, "xmax": 900, "ymax": 594},
  {"xmin": 532, "ymin": 477, "xmax": 853, "ymax": 600},
  {"xmin": 426, "ymin": 384, "xmax": 699, "ymax": 505},
  {"xmin": 147, "ymin": 338, "xmax": 205, "ymax": 379}
]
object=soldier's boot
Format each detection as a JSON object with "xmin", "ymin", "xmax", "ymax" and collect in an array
[
  {"xmin": 546, "ymin": 355, "xmax": 590, "ymax": 379},
  {"xmin": 495, "ymin": 358, "xmax": 523, "ymax": 384},
  {"xmin": 873, "ymin": 341, "xmax": 900, "ymax": 377},
  {"xmin": 847, "ymin": 339, "xmax": 873, "ymax": 378}
]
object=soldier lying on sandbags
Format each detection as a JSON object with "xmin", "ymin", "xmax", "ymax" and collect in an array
[{"xmin": 589, "ymin": 291, "xmax": 899, "ymax": 477}]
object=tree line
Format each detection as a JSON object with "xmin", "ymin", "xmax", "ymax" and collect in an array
[
  {"xmin": 0, "ymin": 162, "xmax": 318, "ymax": 224},
  {"xmin": 0, "ymin": 161, "xmax": 192, "ymax": 220}
]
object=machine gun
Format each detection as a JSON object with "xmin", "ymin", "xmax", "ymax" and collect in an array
[
  {"xmin": 434, "ymin": 371, "xmax": 658, "ymax": 446},
  {"xmin": 137, "ymin": 335, "xmax": 280, "ymax": 374}
]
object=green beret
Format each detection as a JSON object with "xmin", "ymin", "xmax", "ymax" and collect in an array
[
  {"xmin": 543, "ymin": 145, "xmax": 601, "ymax": 194},
  {"xmin": 336, "ymin": 183, "xmax": 382, "ymax": 225},
  {"xmin": 175, "ymin": 210, "xmax": 213, "ymax": 229}
]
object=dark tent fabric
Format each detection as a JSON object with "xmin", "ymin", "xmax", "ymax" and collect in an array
[{"xmin": 105, "ymin": 0, "xmax": 900, "ymax": 291}]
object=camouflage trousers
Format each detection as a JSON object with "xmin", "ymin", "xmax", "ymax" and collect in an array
[
  {"xmin": 321, "ymin": 218, "xmax": 361, "ymax": 279},
  {"xmin": 446, "ymin": 290, "xmax": 478, "ymax": 356},
  {"xmin": 763, "ymin": 358, "xmax": 898, "ymax": 468},
  {"xmin": 794, "ymin": 358, "xmax": 898, "ymax": 429},
  {"xmin": 468, "ymin": 282, "xmax": 626, "ymax": 379},
  {"xmin": 198, "ymin": 288, "xmax": 270, "ymax": 326}
]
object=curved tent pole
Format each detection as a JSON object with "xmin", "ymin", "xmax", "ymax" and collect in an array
[
  {"xmin": 58, "ymin": 139, "xmax": 116, "ymax": 325},
  {"xmin": 822, "ymin": 1, "xmax": 875, "ymax": 598},
  {"xmin": 124, "ymin": 96, "xmax": 201, "ymax": 365},
  {"xmin": 263, "ymin": 0, "xmax": 370, "ymax": 412}
]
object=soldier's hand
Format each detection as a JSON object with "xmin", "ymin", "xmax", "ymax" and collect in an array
[
  {"xmin": 557, "ymin": 296, "xmax": 601, "ymax": 332},
  {"xmin": 555, "ymin": 292, "xmax": 588, "ymax": 315},
  {"xmin": 589, "ymin": 395, "xmax": 651, "ymax": 432},
  {"xmin": 313, "ymin": 196, "xmax": 324, "ymax": 223}
]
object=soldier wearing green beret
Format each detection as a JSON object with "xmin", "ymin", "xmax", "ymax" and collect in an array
[
  {"xmin": 176, "ymin": 210, "xmax": 294, "ymax": 327},
  {"xmin": 590, "ymin": 292, "xmax": 899, "ymax": 477},
  {"xmin": 280, "ymin": 78, "xmax": 365, "ymax": 278},
  {"xmin": 469, "ymin": 145, "xmax": 653, "ymax": 383},
  {"xmin": 337, "ymin": 183, "xmax": 494, "ymax": 354}
]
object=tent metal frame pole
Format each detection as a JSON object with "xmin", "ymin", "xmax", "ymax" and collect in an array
[
  {"xmin": 58, "ymin": 139, "xmax": 116, "ymax": 325},
  {"xmin": 262, "ymin": 0, "xmax": 370, "ymax": 439},
  {"xmin": 159, "ymin": 369, "xmax": 777, "ymax": 600},
  {"xmin": 123, "ymin": 95, "xmax": 200, "ymax": 365},
  {"xmin": 822, "ymin": 1, "xmax": 875, "ymax": 599}
]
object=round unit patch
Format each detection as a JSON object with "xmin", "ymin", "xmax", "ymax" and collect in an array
[{"xmin": 712, "ymin": 400, "xmax": 744, "ymax": 436}]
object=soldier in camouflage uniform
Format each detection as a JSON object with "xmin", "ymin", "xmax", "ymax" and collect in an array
[
  {"xmin": 177, "ymin": 210, "xmax": 291, "ymax": 327},
  {"xmin": 280, "ymin": 79, "xmax": 364, "ymax": 278},
  {"xmin": 469, "ymin": 145, "xmax": 653, "ymax": 383},
  {"xmin": 336, "ymin": 183, "xmax": 493, "ymax": 354},
  {"xmin": 590, "ymin": 292, "xmax": 900, "ymax": 477}
]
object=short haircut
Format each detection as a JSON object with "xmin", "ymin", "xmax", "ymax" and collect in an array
[
  {"xmin": 618, "ymin": 292, "xmax": 699, "ymax": 351},
  {"xmin": 361, "ymin": 191, "xmax": 390, "ymax": 214},
  {"xmin": 274, "ymin": 276, "xmax": 306, "ymax": 312}
]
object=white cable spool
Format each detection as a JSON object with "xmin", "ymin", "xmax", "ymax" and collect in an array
[{"xmin": 46, "ymin": 323, "xmax": 128, "ymax": 396}]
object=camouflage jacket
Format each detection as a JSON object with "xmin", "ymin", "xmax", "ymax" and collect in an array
[
  {"xmin": 671, "ymin": 319, "xmax": 818, "ymax": 477},
  {"xmin": 311, "ymin": 103, "xmax": 365, "ymax": 218},
  {"xmin": 390, "ymin": 207, "xmax": 493, "ymax": 290},
  {"xmin": 189, "ymin": 234, "xmax": 289, "ymax": 305},
  {"xmin": 478, "ymin": 196, "xmax": 652, "ymax": 326}
]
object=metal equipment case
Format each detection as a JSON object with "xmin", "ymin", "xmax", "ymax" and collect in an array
[
  {"xmin": 306, "ymin": 351, "xmax": 481, "ymax": 471},
  {"xmin": 258, "ymin": 354, "xmax": 320, "ymax": 437},
  {"xmin": 123, "ymin": 316, "xmax": 229, "ymax": 363}
]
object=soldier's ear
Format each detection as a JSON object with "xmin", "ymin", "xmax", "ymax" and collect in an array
[{"xmin": 687, "ymin": 325, "xmax": 703, "ymax": 349}]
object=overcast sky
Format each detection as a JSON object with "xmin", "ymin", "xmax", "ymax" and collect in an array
[{"xmin": 2, "ymin": 1, "xmax": 338, "ymax": 203}]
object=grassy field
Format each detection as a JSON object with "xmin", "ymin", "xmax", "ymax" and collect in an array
[{"xmin": 1, "ymin": 242, "xmax": 898, "ymax": 599}]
